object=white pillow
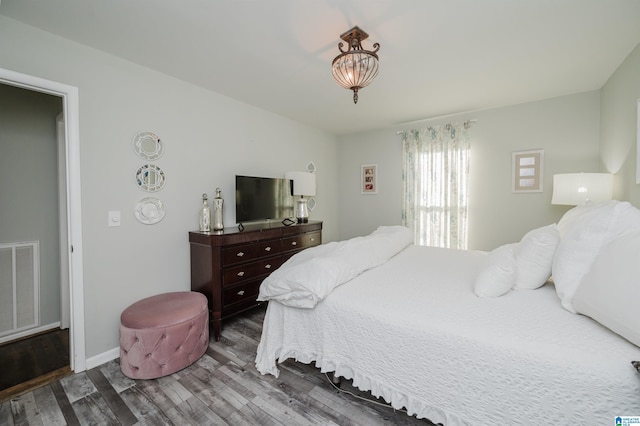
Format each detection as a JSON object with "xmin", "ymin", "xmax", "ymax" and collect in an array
[
  {"xmin": 474, "ymin": 243, "xmax": 517, "ymax": 298},
  {"xmin": 573, "ymin": 229, "xmax": 640, "ymax": 347},
  {"xmin": 514, "ymin": 224, "xmax": 559, "ymax": 290},
  {"xmin": 552, "ymin": 201, "xmax": 640, "ymax": 313}
]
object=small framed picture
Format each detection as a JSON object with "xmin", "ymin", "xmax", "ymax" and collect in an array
[
  {"xmin": 512, "ymin": 149, "xmax": 544, "ymax": 193},
  {"xmin": 361, "ymin": 164, "xmax": 377, "ymax": 194}
]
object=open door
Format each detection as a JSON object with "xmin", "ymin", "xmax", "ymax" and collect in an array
[
  {"xmin": 0, "ymin": 68, "xmax": 86, "ymax": 372},
  {"xmin": 57, "ymin": 114, "xmax": 70, "ymax": 330}
]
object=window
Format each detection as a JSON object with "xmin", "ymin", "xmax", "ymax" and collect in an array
[{"xmin": 402, "ymin": 123, "xmax": 471, "ymax": 249}]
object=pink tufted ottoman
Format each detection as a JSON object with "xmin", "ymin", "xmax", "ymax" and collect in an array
[{"xmin": 119, "ymin": 291, "xmax": 209, "ymax": 379}]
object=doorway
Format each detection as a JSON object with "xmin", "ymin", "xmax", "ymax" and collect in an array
[
  {"xmin": 0, "ymin": 84, "xmax": 69, "ymax": 396},
  {"xmin": 0, "ymin": 68, "xmax": 86, "ymax": 374},
  {"xmin": 0, "ymin": 84, "xmax": 62, "ymax": 342}
]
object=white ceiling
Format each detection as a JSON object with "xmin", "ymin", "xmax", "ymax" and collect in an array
[{"xmin": 2, "ymin": 0, "xmax": 640, "ymax": 136}]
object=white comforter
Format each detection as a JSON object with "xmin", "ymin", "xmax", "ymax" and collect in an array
[
  {"xmin": 256, "ymin": 244, "xmax": 640, "ymax": 425},
  {"xmin": 257, "ymin": 225, "xmax": 413, "ymax": 308}
]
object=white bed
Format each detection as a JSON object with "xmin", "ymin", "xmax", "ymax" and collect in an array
[{"xmin": 255, "ymin": 205, "xmax": 640, "ymax": 425}]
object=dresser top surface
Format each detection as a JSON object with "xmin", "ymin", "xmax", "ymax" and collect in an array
[{"xmin": 189, "ymin": 221, "xmax": 322, "ymax": 245}]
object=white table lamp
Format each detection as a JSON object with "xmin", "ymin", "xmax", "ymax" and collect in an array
[
  {"xmin": 551, "ymin": 173, "xmax": 613, "ymax": 205},
  {"xmin": 286, "ymin": 172, "xmax": 316, "ymax": 223}
]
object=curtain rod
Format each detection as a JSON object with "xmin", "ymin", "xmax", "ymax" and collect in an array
[{"xmin": 396, "ymin": 119, "xmax": 477, "ymax": 135}]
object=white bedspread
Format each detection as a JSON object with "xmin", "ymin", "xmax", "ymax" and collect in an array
[
  {"xmin": 256, "ymin": 245, "xmax": 640, "ymax": 425},
  {"xmin": 258, "ymin": 225, "xmax": 413, "ymax": 308}
]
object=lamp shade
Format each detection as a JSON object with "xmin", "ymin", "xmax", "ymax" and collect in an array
[
  {"xmin": 332, "ymin": 51, "xmax": 379, "ymax": 90},
  {"xmin": 286, "ymin": 172, "xmax": 316, "ymax": 197},
  {"xmin": 551, "ymin": 173, "xmax": 613, "ymax": 205}
]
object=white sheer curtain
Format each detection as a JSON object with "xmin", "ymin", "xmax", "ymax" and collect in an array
[{"xmin": 401, "ymin": 122, "xmax": 471, "ymax": 249}]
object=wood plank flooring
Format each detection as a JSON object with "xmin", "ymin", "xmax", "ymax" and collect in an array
[
  {"xmin": 0, "ymin": 329, "xmax": 71, "ymax": 401},
  {"xmin": 0, "ymin": 306, "xmax": 437, "ymax": 425}
]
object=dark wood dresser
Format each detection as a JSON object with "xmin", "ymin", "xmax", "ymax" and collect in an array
[{"xmin": 189, "ymin": 221, "xmax": 322, "ymax": 340}]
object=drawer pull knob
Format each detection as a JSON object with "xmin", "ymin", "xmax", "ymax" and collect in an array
[
  {"xmin": 291, "ymin": 241, "xmax": 297, "ymax": 246},
  {"xmin": 237, "ymin": 271, "xmax": 245, "ymax": 277},
  {"xmin": 265, "ymin": 246, "xmax": 271, "ymax": 252},
  {"xmin": 310, "ymin": 238, "xmax": 315, "ymax": 242},
  {"xmin": 265, "ymin": 264, "xmax": 271, "ymax": 269},
  {"xmin": 237, "ymin": 252, "xmax": 245, "ymax": 257},
  {"xmin": 237, "ymin": 290, "xmax": 245, "ymax": 296}
]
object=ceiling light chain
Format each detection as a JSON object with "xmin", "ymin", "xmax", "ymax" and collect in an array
[{"xmin": 331, "ymin": 26, "xmax": 380, "ymax": 104}]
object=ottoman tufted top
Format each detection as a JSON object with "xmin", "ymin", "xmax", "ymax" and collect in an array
[{"xmin": 121, "ymin": 291, "xmax": 208, "ymax": 329}]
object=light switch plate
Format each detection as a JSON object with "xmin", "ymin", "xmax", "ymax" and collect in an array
[{"xmin": 108, "ymin": 210, "xmax": 121, "ymax": 227}]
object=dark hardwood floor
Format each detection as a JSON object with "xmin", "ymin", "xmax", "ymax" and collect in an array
[
  {"xmin": 0, "ymin": 307, "xmax": 437, "ymax": 425},
  {"xmin": 0, "ymin": 329, "xmax": 71, "ymax": 401}
]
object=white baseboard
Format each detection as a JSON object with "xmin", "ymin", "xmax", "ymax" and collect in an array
[
  {"xmin": 85, "ymin": 347, "xmax": 120, "ymax": 370},
  {"xmin": 0, "ymin": 322, "xmax": 61, "ymax": 344}
]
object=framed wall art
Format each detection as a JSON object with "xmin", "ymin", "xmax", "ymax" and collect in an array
[
  {"xmin": 361, "ymin": 164, "xmax": 377, "ymax": 194},
  {"xmin": 512, "ymin": 149, "xmax": 544, "ymax": 193}
]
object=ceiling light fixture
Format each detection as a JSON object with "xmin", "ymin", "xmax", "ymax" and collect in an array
[{"xmin": 331, "ymin": 26, "xmax": 380, "ymax": 104}]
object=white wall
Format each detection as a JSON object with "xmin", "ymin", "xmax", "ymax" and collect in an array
[
  {"xmin": 338, "ymin": 91, "xmax": 602, "ymax": 250},
  {"xmin": 0, "ymin": 16, "xmax": 339, "ymax": 360},
  {"xmin": 336, "ymin": 128, "xmax": 403, "ymax": 240},
  {"xmin": 600, "ymin": 42, "xmax": 640, "ymax": 205}
]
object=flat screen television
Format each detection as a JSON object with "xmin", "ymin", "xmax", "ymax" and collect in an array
[{"xmin": 235, "ymin": 175, "xmax": 294, "ymax": 224}]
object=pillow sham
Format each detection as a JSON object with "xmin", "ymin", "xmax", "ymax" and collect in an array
[
  {"xmin": 573, "ymin": 228, "xmax": 640, "ymax": 347},
  {"xmin": 473, "ymin": 243, "xmax": 517, "ymax": 298},
  {"xmin": 552, "ymin": 201, "xmax": 640, "ymax": 313},
  {"xmin": 514, "ymin": 224, "xmax": 559, "ymax": 290}
]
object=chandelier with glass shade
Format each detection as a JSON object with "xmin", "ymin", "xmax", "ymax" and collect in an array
[{"xmin": 331, "ymin": 26, "xmax": 380, "ymax": 104}]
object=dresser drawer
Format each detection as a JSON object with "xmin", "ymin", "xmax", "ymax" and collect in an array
[
  {"xmin": 222, "ymin": 281, "xmax": 264, "ymax": 319},
  {"xmin": 282, "ymin": 231, "xmax": 322, "ymax": 252},
  {"xmin": 222, "ymin": 239, "xmax": 283, "ymax": 266},
  {"xmin": 306, "ymin": 231, "xmax": 321, "ymax": 247},
  {"xmin": 254, "ymin": 239, "xmax": 283, "ymax": 258},
  {"xmin": 222, "ymin": 244, "xmax": 259, "ymax": 266},
  {"xmin": 223, "ymin": 280, "xmax": 261, "ymax": 307},
  {"xmin": 222, "ymin": 256, "xmax": 285, "ymax": 286}
]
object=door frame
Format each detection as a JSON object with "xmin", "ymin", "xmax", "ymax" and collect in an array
[{"xmin": 0, "ymin": 67, "xmax": 86, "ymax": 372}]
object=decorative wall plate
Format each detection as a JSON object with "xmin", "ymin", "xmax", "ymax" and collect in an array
[
  {"xmin": 307, "ymin": 197, "xmax": 317, "ymax": 211},
  {"xmin": 135, "ymin": 164, "xmax": 166, "ymax": 192},
  {"xmin": 135, "ymin": 197, "xmax": 166, "ymax": 224},
  {"xmin": 306, "ymin": 161, "xmax": 316, "ymax": 174},
  {"xmin": 132, "ymin": 132, "xmax": 164, "ymax": 160}
]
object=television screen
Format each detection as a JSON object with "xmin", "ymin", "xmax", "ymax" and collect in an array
[{"xmin": 235, "ymin": 175, "xmax": 294, "ymax": 223}]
